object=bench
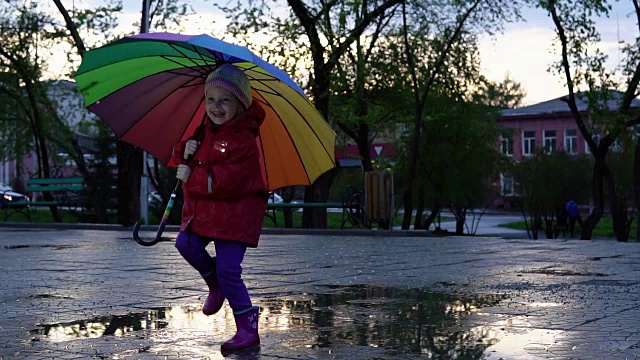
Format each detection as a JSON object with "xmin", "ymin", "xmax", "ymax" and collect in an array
[
  {"xmin": 3, "ymin": 177, "xmax": 86, "ymax": 222},
  {"xmin": 265, "ymin": 186, "xmax": 365, "ymax": 228}
]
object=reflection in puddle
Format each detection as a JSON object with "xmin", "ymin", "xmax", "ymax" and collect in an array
[
  {"xmin": 475, "ymin": 316, "xmax": 565, "ymax": 359},
  {"xmin": 31, "ymin": 305, "xmax": 205, "ymax": 340},
  {"xmin": 32, "ymin": 285, "xmax": 509, "ymax": 357},
  {"xmin": 261, "ymin": 285, "xmax": 507, "ymax": 356}
]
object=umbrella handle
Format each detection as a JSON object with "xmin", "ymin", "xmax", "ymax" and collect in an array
[{"xmin": 133, "ymin": 181, "xmax": 182, "ymax": 246}]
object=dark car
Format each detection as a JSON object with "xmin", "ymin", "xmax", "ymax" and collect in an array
[{"xmin": 0, "ymin": 183, "xmax": 29, "ymax": 208}]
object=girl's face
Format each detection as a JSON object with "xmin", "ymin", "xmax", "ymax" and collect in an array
[{"xmin": 205, "ymin": 87, "xmax": 242, "ymax": 125}]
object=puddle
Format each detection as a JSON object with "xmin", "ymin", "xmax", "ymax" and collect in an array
[
  {"xmin": 482, "ymin": 327, "xmax": 564, "ymax": 359},
  {"xmin": 4, "ymin": 244, "xmax": 80, "ymax": 250},
  {"xmin": 31, "ymin": 285, "xmax": 511, "ymax": 357},
  {"xmin": 473, "ymin": 316, "xmax": 565, "ymax": 359},
  {"xmin": 520, "ymin": 267, "xmax": 608, "ymax": 277},
  {"xmin": 28, "ymin": 294, "xmax": 74, "ymax": 300},
  {"xmin": 588, "ymin": 254, "xmax": 623, "ymax": 261}
]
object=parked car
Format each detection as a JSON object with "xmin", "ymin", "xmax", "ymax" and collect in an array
[
  {"xmin": 148, "ymin": 191, "xmax": 164, "ymax": 211},
  {"xmin": 0, "ymin": 183, "xmax": 29, "ymax": 208},
  {"xmin": 268, "ymin": 192, "xmax": 284, "ymax": 204}
]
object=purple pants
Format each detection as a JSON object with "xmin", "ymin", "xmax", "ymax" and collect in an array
[{"xmin": 175, "ymin": 232, "xmax": 251, "ymax": 311}]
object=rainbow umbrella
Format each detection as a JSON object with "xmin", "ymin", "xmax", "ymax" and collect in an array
[{"xmin": 74, "ymin": 32, "xmax": 336, "ymax": 191}]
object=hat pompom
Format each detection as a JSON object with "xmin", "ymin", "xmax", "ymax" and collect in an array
[{"xmin": 204, "ymin": 64, "xmax": 252, "ymax": 109}]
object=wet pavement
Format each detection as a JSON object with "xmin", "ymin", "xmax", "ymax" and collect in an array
[{"xmin": 1, "ymin": 226, "xmax": 639, "ymax": 359}]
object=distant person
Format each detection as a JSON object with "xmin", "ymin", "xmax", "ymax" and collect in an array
[
  {"xmin": 566, "ymin": 200, "xmax": 581, "ymax": 237},
  {"xmin": 171, "ymin": 64, "xmax": 267, "ymax": 351}
]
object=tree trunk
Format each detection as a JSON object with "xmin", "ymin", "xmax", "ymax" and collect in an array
[
  {"xmin": 90, "ymin": 188, "xmax": 110, "ymax": 223},
  {"xmin": 605, "ymin": 169, "xmax": 628, "ymax": 242},
  {"xmin": 455, "ymin": 207, "xmax": 466, "ymax": 235},
  {"xmin": 634, "ymin": 140, "xmax": 640, "ymax": 242},
  {"xmin": 281, "ymin": 186, "xmax": 296, "ymax": 228},
  {"xmin": 23, "ymin": 80, "xmax": 62, "ymax": 222},
  {"xmin": 413, "ymin": 190, "xmax": 425, "ymax": 230},
  {"xmin": 302, "ymin": 169, "xmax": 336, "ymax": 228},
  {"xmin": 116, "ymin": 143, "xmax": 143, "ymax": 226},
  {"xmin": 357, "ymin": 124, "xmax": 373, "ymax": 172},
  {"xmin": 423, "ymin": 206, "xmax": 440, "ymax": 231},
  {"xmin": 581, "ymin": 155, "xmax": 606, "ymax": 240},
  {"xmin": 543, "ymin": 215, "xmax": 555, "ymax": 239},
  {"xmin": 302, "ymin": 61, "xmax": 333, "ymax": 228}
]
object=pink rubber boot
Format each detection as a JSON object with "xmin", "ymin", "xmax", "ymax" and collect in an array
[
  {"xmin": 202, "ymin": 273, "xmax": 225, "ymax": 315},
  {"xmin": 221, "ymin": 306, "xmax": 260, "ymax": 350}
]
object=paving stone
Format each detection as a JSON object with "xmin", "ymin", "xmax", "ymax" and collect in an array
[{"xmin": 1, "ymin": 227, "xmax": 639, "ymax": 359}]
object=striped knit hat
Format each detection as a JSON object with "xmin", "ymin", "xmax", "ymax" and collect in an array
[{"xmin": 204, "ymin": 64, "xmax": 252, "ymax": 109}]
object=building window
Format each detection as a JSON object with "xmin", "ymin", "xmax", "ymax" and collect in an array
[
  {"xmin": 501, "ymin": 173, "xmax": 514, "ymax": 196},
  {"xmin": 500, "ymin": 136, "xmax": 513, "ymax": 156},
  {"xmin": 522, "ymin": 130, "xmax": 535, "ymax": 156},
  {"xmin": 543, "ymin": 130, "xmax": 556, "ymax": 153},
  {"xmin": 564, "ymin": 129, "xmax": 578, "ymax": 154}
]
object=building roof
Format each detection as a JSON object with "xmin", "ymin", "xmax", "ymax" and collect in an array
[{"xmin": 500, "ymin": 90, "xmax": 640, "ymax": 117}]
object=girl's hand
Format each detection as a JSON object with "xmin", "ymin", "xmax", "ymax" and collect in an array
[
  {"xmin": 176, "ymin": 164, "xmax": 191, "ymax": 183},
  {"xmin": 184, "ymin": 140, "xmax": 199, "ymax": 159}
]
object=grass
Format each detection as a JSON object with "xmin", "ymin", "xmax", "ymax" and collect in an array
[
  {"xmin": 499, "ymin": 216, "xmax": 635, "ymax": 238},
  {"xmin": 4, "ymin": 208, "xmax": 370, "ymax": 228},
  {"xmin": 3, "ymin": 208, "xmax": 86, "ymax": 223},
  {"xmin": 8, "ymin": 207, "xmax": 627, "ymax": 238},
  {"xmin": 3, "ymin": 207, "xmax": 353, "ymax": 227},
  {"xmin": 263, "ymin": 210, "xmax": 383, "ymax": 229},
  {"xmin": 5, "ymin": 207, "xmax": 443, "ymax": 230},
  {"xmin": 262, "ymin": 210, "xmax": 456, "ymax": 229}
]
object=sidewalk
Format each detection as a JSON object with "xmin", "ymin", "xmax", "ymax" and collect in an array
[
  {"xmin": 428, "ymin": 211, "xmax": 527, "ymax": 237},
  {"xmin": 1, "ymin": 226, "xmax": 639, "ymax": 359}
]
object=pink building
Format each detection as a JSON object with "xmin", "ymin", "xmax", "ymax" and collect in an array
[
  {"xmin": 495, "ymin": 91, "xmax": 640, "ymax": 205},
  {"xmin": 335, "ymin": 143, "xmax": 397, "ymax": 168},
  {"xmin": 0, "ymin": 80, "xmax": 94, "ymax": 188}
]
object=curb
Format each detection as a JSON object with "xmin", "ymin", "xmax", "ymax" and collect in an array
[{"xmin": 0, "ymin": 222, "xmax": 438, "ymax": 238}]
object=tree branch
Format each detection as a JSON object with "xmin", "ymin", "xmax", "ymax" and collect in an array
[
  {"xmin": 324, "ymin": 0, "xmax": 403, "ymax": 74},
  {"xmin": 418, "ymin": 0, "xmax": 482, "ymax": 111},
  {"xmin": 549, "ymin": 0, "xmax": 597, "ymax": 152},
  {"xmin": 633, "ymin": 0, "xmax": 640, "ymax": 33},
  {"xmin": 52, "ymin": 0, "xmax": 86, "ymax": 57},
  {"xmin": 622, "ymin": 2, "xmax": 640, "ymax": 112}
]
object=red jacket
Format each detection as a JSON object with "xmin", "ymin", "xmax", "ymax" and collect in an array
[{"xmin": 171, "ymin": 102, "xmax": 268, "ymax": 247}]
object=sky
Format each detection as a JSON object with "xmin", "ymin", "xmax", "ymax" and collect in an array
[
  {"xmin": 477, "ymin": 2, "xmax": 638, "ymax": 105},
  {"xmin": 51, "ymin": 0, "xmax": 639, "ymax": 107}
]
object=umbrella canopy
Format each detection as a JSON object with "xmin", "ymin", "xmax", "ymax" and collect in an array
[{"xmin": 74, "ymin": 32, "xmax": 335, "ymax": 191}]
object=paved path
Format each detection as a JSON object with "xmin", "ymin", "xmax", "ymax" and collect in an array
[
  {"xmin": 431, "ymin": 212, "xmax": 527, "ymax": 237},
  {"xmin": 1, "ymin": 226, "xmax": 639, "ymax": 359}
]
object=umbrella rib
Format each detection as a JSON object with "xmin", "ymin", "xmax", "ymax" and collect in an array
[
  {"xmin": 77, "ymin": 39, "xmax": 217, "ymax": 77},
  {"xmin": 166, "ymin": 42, "xmax": 219, "ymax": 75},
  {"xmin": 158, "ymin": 56, "xmax": 210, "ymax": 76},
  {"xmin": 180, "ymin": 95, "xmax": 207, "ymax": 143},
  {"xmin": 254, "ymin": 82, "xmax": 335, "ymax": 170},
  {"xmin": 161, "ymin": 68, "xmax": 206, "ymax": 79},
  {"xmin": 245, "ymin": 67, "xmax": 288, "ymax": 83},
  {"xmin": 165, "ymin": 43, "xmax": 217, "ymax": 75},
  {"xmin": 113, "ymin": 71, "xmax": 207, "ymax": 139},
  {"xmin": 254, "ymin": 97, "xmax": 310, "ymax": 185}
]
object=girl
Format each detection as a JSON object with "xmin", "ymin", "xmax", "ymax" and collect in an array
[{"xmin": 171, "ymin": 63, "xmax": 267, "ymax": 351}]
